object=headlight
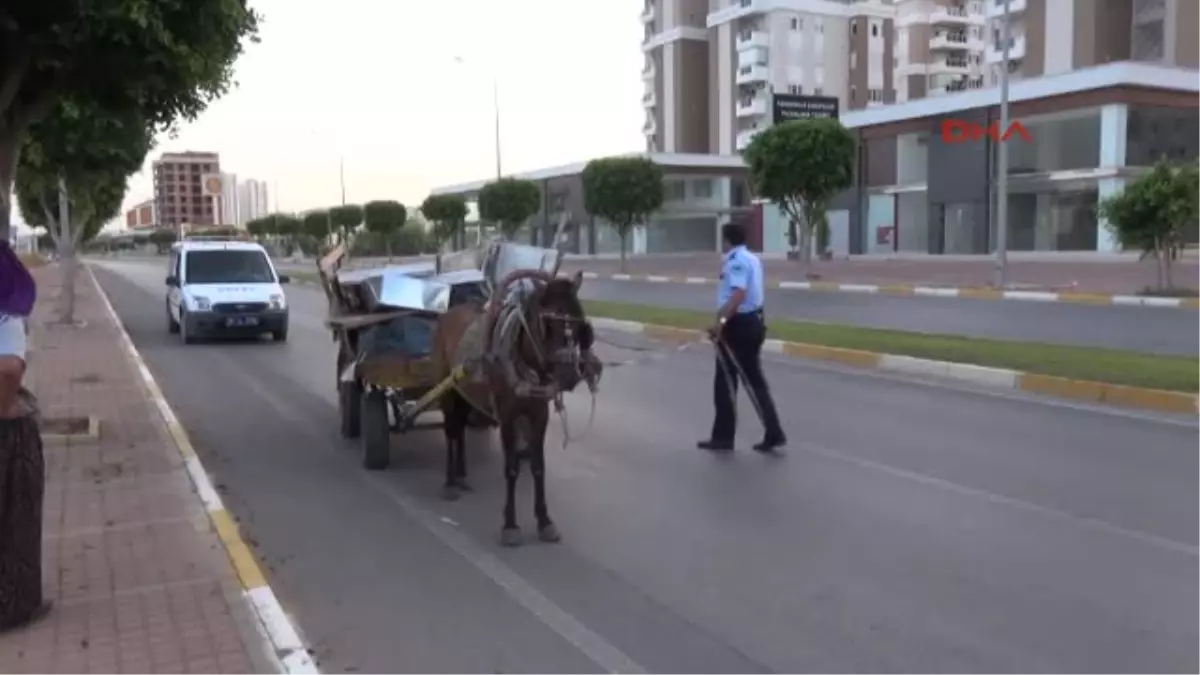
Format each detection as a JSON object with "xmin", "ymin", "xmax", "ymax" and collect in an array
[
  {"xmin": 191, "ymin": 296, "xmax": 212, "ymax": 311},
  {"xmin": 269, "ymin": 294, "xmax": 286, "ymax": 310}
]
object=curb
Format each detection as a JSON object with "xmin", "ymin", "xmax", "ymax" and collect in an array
[
  {"xmin": 576, "ymin": 272, "xmax": 1200, "ymax": 310},
  {"xmin": 590, "ymin": 316, "xmax": 1199, "ymax": 416},
  {"xmin": 88, "ymin": 267, "xmax": 319, "ymax": 675}
]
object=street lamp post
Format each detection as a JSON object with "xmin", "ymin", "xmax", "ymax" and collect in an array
[
  {"xmin": 994, "ymin": 0, "xmax": 1012, "ymax": 288},
  {"xmin": 454, "ymin": 55, "xmax": 502, "ymax": 179}
]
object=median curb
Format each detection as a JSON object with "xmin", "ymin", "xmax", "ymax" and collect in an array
[
  {"xmin": 576, "ymin": 272, "xmax": 1200, "ymax": 310},
  {"xmin": 89, "ymin": 267, "xmax": 320, "ymax": 675},
  {"xmin": 590, "ymin": 316, "xmax": 1199, "ymax": 415}
]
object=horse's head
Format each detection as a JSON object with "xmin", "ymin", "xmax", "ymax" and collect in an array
[{"xmin": 519, "ymin": 271, "xmax": 594, "ymax": 391}]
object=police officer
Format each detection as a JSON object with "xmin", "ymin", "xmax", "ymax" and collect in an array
[{"xmin": 698, "ymin": 222, "xmax": 787, "ymax": 453}]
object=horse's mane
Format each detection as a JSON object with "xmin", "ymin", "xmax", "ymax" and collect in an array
[{"xmin": 538, "ymin": 278, "xmax": 585, "ymax": 318}]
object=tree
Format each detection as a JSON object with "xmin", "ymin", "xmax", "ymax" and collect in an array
[
  {"xmin": 421, "ymin": 193, "xmax": 469, "ymax": 250},
  {"xmin": 329, "ymin": 203, "xmax": 364, "ymax": 244},
  {"xmin": 581, "ymin": 156, "xmax": 664, "ymax": 273},
  {"xmin": 246, "ymin": 217, "xmax": 269, "ymax": 240},
  {"xmin": 1098, "ymin": 159, "xmax": 1199, "ymax": 292},
  {"xmin": 15, "ymin": 99, "xmax": 152, "ymax": 322},
  {"xmin": 148, "ymin": 228, "xmax": 178, "ymax": 255},
  {"xmin": 362, "ymin": 200, "xmax": 408, "ymax": 260},
  {"xmin": 302, "ymin": 210, "xmax": 332, "ymax": 247},
  {"xmin": 477, "ymin": 178, "xmax": 540, "ymax": 240},
  {"xmin": 0, "ymin": 1, "xmax": 261, "ymax": 239},
  {"xmin": 743, "ymin": 118, "xmax": 855, "ymax": 269}
]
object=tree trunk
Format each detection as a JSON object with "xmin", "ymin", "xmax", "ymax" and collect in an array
[
  {"xmin": 619, "ymin": 231, "xmax": 628, "ymax": 274},
  {"xmin": 0, "ymin": 124, "xmax": 20, "ymax": 242},
  {"xmin": 59, "ymin": 242, "xmax": 79, "ymax": 323},
  {"xmin": 385, "ymin": 236, "xmax": 393, "ymax": 262},
  {"xmin": 1154, "ymin": 241, "xmax": 1167, "ymax": 290},
  {"xmin": 1162, "ymin": 242, "xmax": 1175, "ymax": 290}
]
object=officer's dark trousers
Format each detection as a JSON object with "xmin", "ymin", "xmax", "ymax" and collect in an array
[{"xmin": 711, "ymin": 311, "xmax": 785, "ymax": 443}]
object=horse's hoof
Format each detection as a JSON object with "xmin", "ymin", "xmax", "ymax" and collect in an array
[
  {"xmin": 499, "ymin": 528, "xmax": 523, "ymax": 547},
  {"xmin": 537, "ymin": 522, "xmax": 562, "ymax": 544},
  {"xmin": 440, "ymin": 485, "xmax": 461, "ymax": 501},
  {"xmin": 454, "ymin": 479, "xmax": 474, "ymax": 493}
]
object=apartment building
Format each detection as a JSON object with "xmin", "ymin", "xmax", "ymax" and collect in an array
[
  {"xmin": 982, "ymin": 0, "xmax": 1197, "ymax": 86},
  {"xmin": 894, "ymin": 0, "xmax": 989, "ymax": 101},
  {"xmin": 237, "ymin": 179, "xmax": 270, "ymax": 226},
  {"xmin": 152, "ymin": 151, "xmax": 221, "ymax": 228},
  {"xmin": 643, "ymin": 0, "xmax": 899, "ymax": 155},
  {"xmin": 123, "ymin": 199, "xmax": 156, "ymax": 231}
]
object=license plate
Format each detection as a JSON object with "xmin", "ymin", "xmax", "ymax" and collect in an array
[{"xmin": 225, "ymin": 316, "xmax": 259, "ymax": 328}]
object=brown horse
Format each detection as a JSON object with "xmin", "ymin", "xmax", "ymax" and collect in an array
[{"xmin": 432, "ymin": 270, "xmax": 596, "ymax": 547}]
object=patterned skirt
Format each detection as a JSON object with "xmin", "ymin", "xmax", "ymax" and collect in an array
[{"xmin": 0, "ymin": 394, "xmax": 44, "ymax": 631}]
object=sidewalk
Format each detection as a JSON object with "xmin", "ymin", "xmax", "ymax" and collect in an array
[{"xmin": 0, "ymin": 265, "xmax": 277, "ymax": 674}]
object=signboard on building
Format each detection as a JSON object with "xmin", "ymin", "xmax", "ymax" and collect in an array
[
  {"xmin": 201, "ymin": 173, "xmax": 224, "ymax": 197},
  {"xmin": 771, "ymin": 94, "xmax": 840, "ymax": 125}
]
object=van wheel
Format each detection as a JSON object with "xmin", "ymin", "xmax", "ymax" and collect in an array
[
  {"xmin": 180, "ymin": 310, "xmax": 199, "ymax": 344},
  {"xmin": 361, "ymin": 389, "xmax": 391, "ymax": 470}
]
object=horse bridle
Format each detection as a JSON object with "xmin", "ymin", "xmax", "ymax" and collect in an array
[{"xmin": 486, "ymin": 269, "xmax": 589, "ymax": 396}]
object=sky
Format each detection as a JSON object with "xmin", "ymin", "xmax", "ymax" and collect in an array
[{"xmin": 13, "ymin": 0, "xmax": 646, "ymax": 233}]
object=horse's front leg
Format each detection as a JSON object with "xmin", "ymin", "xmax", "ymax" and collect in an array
[
  {"xmin": 440, "ymin": 391, "xmax": 471, "ymax": 501},
  {"xmin": 530, "ymin": 405, "xmax": 560, "ymax": 543},
  {"xmin": 499, "ymin": 417, "xmax": 522, "ymax": 547}
]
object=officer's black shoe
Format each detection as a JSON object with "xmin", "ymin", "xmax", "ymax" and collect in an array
[
  {"xmin": 753, "ymin": 436, "xmax": 787, "ymax": 454},
  {"xmin": 697, "ymin": 439, "xmax": 734, "ymax": 452}
]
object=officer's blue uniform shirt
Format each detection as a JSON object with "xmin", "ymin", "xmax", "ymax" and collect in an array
[{"xmin": 717, "ymin": 245, "xmax": 764, "ymax": 313}]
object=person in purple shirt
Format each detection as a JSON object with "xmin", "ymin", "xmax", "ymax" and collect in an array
[{"xmin": 0, "ymin": 240, "xmax": 51, "ymax": 631}]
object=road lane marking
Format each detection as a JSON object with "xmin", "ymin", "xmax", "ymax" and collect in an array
[
  {"xmin": 88, "ymin": 265, "xmax": 319, "ymax": 675},
  {"xmin": 207, "ymin": 348, "xmax": 648, "ymax": 675},
  {"xmin": 797, "ymin": 439, "xmax": 1199, "ymax": 558}
]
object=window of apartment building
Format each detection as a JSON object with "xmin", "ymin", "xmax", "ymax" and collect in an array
[
  {"xmin": 791, "ymin": 16, "xmax": 801, "ymax": 30},
  {"xmin": 815, "ymin": 18, "xmax": 824, "ymax": 34},
  {"xmin": 813, "ymin": 87, "xmax": 823, "ymax": 95},
  {"xmin": 868, "ymin": 88, "xmax": 883, "ymax": 102},
  {"xmin": 1132, "ymin": 20, "xmax": 1165, "ymax": 61},
  {"xmin": 851, "ymin": 22, "xmax": 857, "ymax": 35},
  {"xmin": 664, "ymin": 180, "xmax": 686, "ymax": 202},
  {"xmin": 692, "ymin": 179, "xmax": 714, "ymax": 199},
  {"xmin": 871, "ymin": 23, "xmax": 879, "ymax": 38},
  {"xmin": 788, "ymin": 84, "xmax": 803, "ymax": 94},
  {"xmin": 850, "ymin": 50, "xmax": 857, "ymax": 69},
  {"xmin": 850, "ymin": 85, "xmax": 857, "ymax": 103}
]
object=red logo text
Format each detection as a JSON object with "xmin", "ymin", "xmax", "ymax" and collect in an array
[{"xmin": 940, "ymin": 119, "xmax": 1032, "ymax": 144}]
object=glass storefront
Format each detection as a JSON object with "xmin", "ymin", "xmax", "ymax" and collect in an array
[
  {"xmin": 1001, "ymin": 108, "xmax": 1103, "ymax": 175},
  {"xmin": 1126, "ymin": 105, "xmax": 1200, "ymax": 166}
]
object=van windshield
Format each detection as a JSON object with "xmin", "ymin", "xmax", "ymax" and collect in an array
[{"xmin": 184, "ymin": 250, "xmax": 276, "ymax": 284}]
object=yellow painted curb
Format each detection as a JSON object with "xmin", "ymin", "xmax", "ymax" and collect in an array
[
  {"xmin": 1182, "ymin": 298, "xmax": 1200, "ymax": 310},
  {"xmin": 780, "ymin": 342, "xmax": 883, "ymax": 368},
  {"xmin": 1016, "ymin": 373, "xmax": 1196, "ymax": 414},
  {"xmin": 622, "ymin": 318, "xmax": 1196, "ymax": 416},
  {"xmin": 1056, "ymin": 293, "xmax": 1118, "ymax": 306},
  {"xmin": 210, "ymin": 509, "xmax": 269, "ymax": 590}
]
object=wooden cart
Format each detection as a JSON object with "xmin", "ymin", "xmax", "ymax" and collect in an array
[{"xmin": 318, "ymin": 246, "xmax": 490, "ymax": 470}]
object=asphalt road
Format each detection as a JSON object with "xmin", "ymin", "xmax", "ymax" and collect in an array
[
  {"xmin": 265, "ymin": 259, "xmax": 1198, "ymax": 355},
  {"xmin": 92, "ymin": 259, "xmax": 1199, "ymax": 674},
  {"xmin": 573, "ymin": 280, "xmax": 1199, "ymax": 356}
]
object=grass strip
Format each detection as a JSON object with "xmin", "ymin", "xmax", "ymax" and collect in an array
[{"xmin": 582, "ymin": 300, "xmax": 1199, "ymax": 393}]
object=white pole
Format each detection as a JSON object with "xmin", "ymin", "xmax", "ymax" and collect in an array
[
  {"xmin": 994, "ymin": 0, "xmax": 1011, "ymax": 288},
  {"xmin": 493, "ymin": 75, "xmax": 502, "ymax": 179}
]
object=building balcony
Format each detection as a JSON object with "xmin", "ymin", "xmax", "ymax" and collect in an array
[
  {"xmin": 986, "ymin": 0, "xmax": 1026, "ymax": 18},
  {"xmin": 735, "ymin": 63, "xmax": 769, "ymax": 85},
  {"xmin": 735, "ymin": 128, "xmax": 761, "ymax": 151},
  {"xmin": 933, "ymin": 56, "xmax": 973, "ymax": 75},
  {"xmin": 737, "ymin": 30, "xmax": 769, "ymax": 51},
  {"xmin": 930, "ymin": 4, "xmax": 982, "ymax": 26},
  {"xmin": 643, "ymin": 89, "xmax": 657, "ymax": 107},
  {"xmin": 736, "ymin": 95, "xmax": 768, "ymax": 118},
  {"xmin": 929, "ymin": 31, "xmax": 971, "ymax": 51},
  {"xmin": 985, "ymin": 34, "xmax": 1026, "ymax": 63},
  {"xmin": 640, "ymin": 4, "xmax": 654, "ymax": 23},
  {"xmin": 643, "ymin": 116, "xmax": 657, "ymax": 135},
  {"xmin": 642, "ymin": 62, "xmax": 656, "ymax": 81},
  {"xmin": 930, "ymin": 76, "xmax": 986, "ymax": 96}
]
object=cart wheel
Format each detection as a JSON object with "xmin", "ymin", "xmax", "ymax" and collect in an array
[
  {"xmin": 339, "ymin": 380, "xmax": 362, "ymax": 439},
  {"xmin": 361, "ymin": 389, "xmax": 391, "ymax": 470}
]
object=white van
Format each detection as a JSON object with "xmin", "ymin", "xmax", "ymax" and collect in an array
[{"xmin": 165, "ymin": 239, "xmax": 290, "ymax": 343}]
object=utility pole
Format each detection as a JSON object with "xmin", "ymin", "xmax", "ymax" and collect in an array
[
  {"xmin": 339, "ymin": 157, "xmax": 347, "ymax": 205},
  {"xmin": 493, "ymin": 76, "xmax": 502, "ymax": 179},
  {"xmin": 994, "ymin": 0, "xmax": 1012, "ymax": 288}
]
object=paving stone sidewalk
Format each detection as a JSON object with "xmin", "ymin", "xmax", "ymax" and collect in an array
[{"xmin": 0, "ymin": 265, "xmax": 275, "ymax": 674}]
